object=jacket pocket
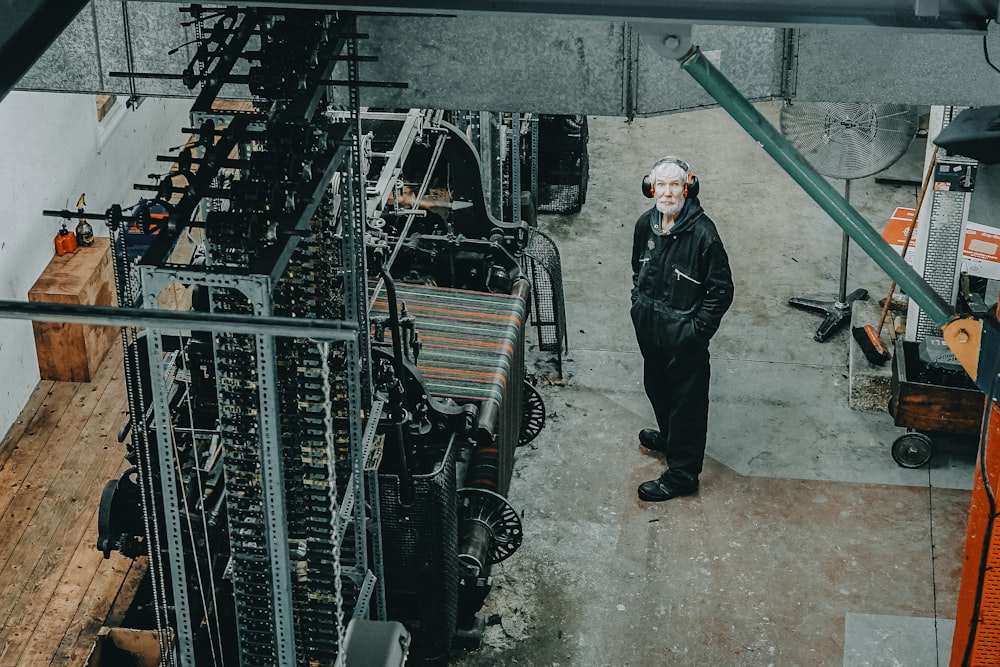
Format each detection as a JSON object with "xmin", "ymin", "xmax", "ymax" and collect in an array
[
  {"xmin": 687, "ymin": 318, "xmax": 707, "ymax": 348},
  {"xmin": 669, "ymin": 266, "xmax": 702, "ymax": 311},
  {"xmin": 631, "ymin": 300, "xmax": 656, "ymax": 355}
]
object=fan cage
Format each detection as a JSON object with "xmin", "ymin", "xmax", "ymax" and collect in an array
[{"xmin": 779, "ymin": 102, "xmax": 919, "ymax": 180}]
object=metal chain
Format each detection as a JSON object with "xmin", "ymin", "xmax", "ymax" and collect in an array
[
  {"xmin": 108, "ymin": 222, "xmax": 173, "ymax": 666},
  {"xmin": 175, "ymin": 338, "xmax": 225, "ymax": 666},
  {"xmin": 321, "ymin": 340, "xmax": 348, "ymax": 665}
]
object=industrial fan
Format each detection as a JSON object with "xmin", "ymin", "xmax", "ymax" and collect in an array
[{"xmin": 781, "ymin": 101, "xmax": 919, "ymax": 341}]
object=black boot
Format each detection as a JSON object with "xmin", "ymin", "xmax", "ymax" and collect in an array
[
  {"xmin": 637, "ymin": 471, "xmax": 698, "ymax": 502},
  {"xmin": 638, "ymin": 428, "xmax": 665, "ymax": 453}
]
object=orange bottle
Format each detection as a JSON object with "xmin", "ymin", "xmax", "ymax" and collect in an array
[{"xmin": 55, "ymin": 223, "xmax": 78, "ymax": 256}]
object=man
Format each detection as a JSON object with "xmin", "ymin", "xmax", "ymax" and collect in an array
[{"xmin": 630, "ymin": 156, "xmax": 733, "ymax": 502}]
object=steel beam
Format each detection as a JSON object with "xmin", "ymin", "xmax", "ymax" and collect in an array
[
  {"xmin": 0, "ymin": 0, "xmax": 88, "ymax": 103},
  {"xmin": 16, "ymin": 13, "xmax": 1000, "ymax": 111}
]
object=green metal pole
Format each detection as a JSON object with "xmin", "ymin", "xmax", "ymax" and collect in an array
[{"xmin": 678, "ymin": 46, "xmax": 955, "ymax": 328}]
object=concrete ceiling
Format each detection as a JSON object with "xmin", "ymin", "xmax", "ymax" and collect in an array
[
  {"xmin": 5, "ymin": 1, "xmax": 1000, "ymax": 114},
  {"xmin": 119, "ymin": 0, "xmax": 1000, "ymax": 31}
]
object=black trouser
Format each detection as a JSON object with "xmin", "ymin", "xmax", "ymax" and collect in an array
[{"xmin": 641, "ymin": 343, "xmax": 711, "ymax": 480}]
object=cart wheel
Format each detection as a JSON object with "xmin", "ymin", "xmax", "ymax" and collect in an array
[{"xmin": 891, "ymin": 432, "xmax": 933, "ymax": 468}]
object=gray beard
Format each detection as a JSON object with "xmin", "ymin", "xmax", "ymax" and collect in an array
[{"xmin": 656, "ymin": 200, "xmax": 683, "ymax": 217}]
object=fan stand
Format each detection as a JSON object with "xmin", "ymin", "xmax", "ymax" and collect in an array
[{"xmin": 788, "ymin": 179, "xmax": 869, "ymax": 342}]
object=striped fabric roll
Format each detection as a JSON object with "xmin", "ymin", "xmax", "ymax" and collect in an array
[{"xmin": 370, "ymin": 282, "xmax": 527, "ymax": 412}]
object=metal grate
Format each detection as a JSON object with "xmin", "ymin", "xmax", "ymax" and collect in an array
[
  {"xmin": 378, "ymin": 437, "xmax": 458, "ymax": 663},
  {"xmin": 522, "ymin": 228, "xmax": 568, "ymax": 375},
  {"xmin": 536, "ymin": 115, "xmax": 589, "ymax": 213},
  {"xmin": 538, "ymin": 180, "xmax": 586, "ymax": 214},
  {"xmin": 915, "ymin": 106, "xmax": 977, "ymax": 342}
]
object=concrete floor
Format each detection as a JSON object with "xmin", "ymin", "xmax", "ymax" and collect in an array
[{"xmin": 448, "ymin": 102, "xmax": 977, "ymax": 666}]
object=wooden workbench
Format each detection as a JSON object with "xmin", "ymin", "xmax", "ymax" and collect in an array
[{"xmin": 28, "ymin": 238, "xmax": 118, "ymax": 382}]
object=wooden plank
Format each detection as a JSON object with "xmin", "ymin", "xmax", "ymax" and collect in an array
[
  {"xmin": 0, "ymin": 380, "xmax": 56, "ymax": 467},
  {"xmin": 95, "ymin": 95, "xmax": 115, "ymax": 122},
  {"xmin": 0, "ymin": 381, "xmax": 77, "ymax": 515},
  {"xmin": 0, "ymin": 435, "xmax": 127, "ymax": 667},
  {"xmin": 0, "ymin": 397, "xmax": 96, "ymax": 575},
  {"xmin": 893, "ymin": 391, "xmax": 985, "ymax": 434},
  {"xmin": 10, "ymin": 408, "xmax": 131, "ymax": 665},
  {"xmin": 11, "ymin": 462, "xmax": 135, "ymax": 667},
  {"xmin": 0, "ymin": 341, "xmax": 121, "ymax": 517},
  {"xmin": 13, "ymin": 502, "xmax": 108, "ymax": 667},
  {"xmin": 0, "ymin": 361, "xmax": 127, "ymax": 661},
  {"xmin": 27, "ymin": 239, "xmax": 112, "ymax": 300},
  {"xmin": 50, "ymin": 556, "xmax": 147, "ymax": 667},
  {"xmin": 50, "ymin": 479, "xmax": 142, "ymax": 667},
  {"xmin": 101, "ymin": 555, "xmax": 148, "ymax": 630},
  {"xmin": 1, "ymin": 449, "xmax": 128, "ymax": 665},
  {"xmin": 0, "ymin": 343, "xmax": 123, "ymax": 576}
]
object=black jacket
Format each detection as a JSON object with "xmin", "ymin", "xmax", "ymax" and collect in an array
[{"xmin": 630, "ymin": 198, "xmax": 734, "ymax": 352}]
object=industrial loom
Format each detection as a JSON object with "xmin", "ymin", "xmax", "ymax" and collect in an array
[{"xmin": 78, "ymin": 7, "xmax": 561, "ymax": 665}]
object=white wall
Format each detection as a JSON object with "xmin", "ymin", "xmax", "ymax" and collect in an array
[{"xmin": 0, "ymin": 91, "xmax": 191, "ymax": 441}]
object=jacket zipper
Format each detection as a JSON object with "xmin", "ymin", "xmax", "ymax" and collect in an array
[{"xmin": 674, "ymin": 268, "xmax": 702, "ymax": 285}]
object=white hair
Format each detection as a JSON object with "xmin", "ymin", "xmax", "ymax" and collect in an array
[{"xmin": 650, "ymin": 160, "xmax": 688, "ymax": 182}]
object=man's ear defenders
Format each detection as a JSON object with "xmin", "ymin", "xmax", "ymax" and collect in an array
[{"xmin": 641, "ymin": 156, "xmax": 699, "ymax": 199}]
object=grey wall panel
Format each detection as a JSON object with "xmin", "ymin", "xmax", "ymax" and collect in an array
[
  {"xmin": 17, "ymin": 8, "xmax": 1000, "ymax": 113},
  {"xmin": 1, "ymin": 0, "xmax": 91, "ymax": 101},
  {"xmin": 333, "ymin": 18, "xmax": 785, "ymax": 116},
  {"xmin": 96, "ymin": 0, "xmax": 197, "ymax": 97},
  {"xmin": 793, "ymin": 26, "xmax": 1000, "ymax": 105},
  {"xmin": 356, "ymin": 15, "xmax": 629, "ymax": 115},
  {"xmin": 16, "ymin": 3, "xmax": 102, "ymax": 91},
  {"xmin": 18, "ymin": 1, "xmax": 195, "ymax": 97},
  {"xmin": 91, "ymin": 0, "xmax": 127, "ymax": 92},
  {"xmin": 634, "ymin": 25, "xmax": 783, "ymax": 116},
  {"xmin": 15, "ymin": 10, "xmax": 783, "ymax": 115}
]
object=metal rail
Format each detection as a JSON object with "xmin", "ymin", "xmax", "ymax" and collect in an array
[{"xmin": 0, "ymin": 300, "xmax": 360, "ymax": 340}]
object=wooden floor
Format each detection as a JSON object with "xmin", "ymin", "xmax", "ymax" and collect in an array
[{"xmin": 0, "ymin": 341, "xmax": 140, "ymax": 667}]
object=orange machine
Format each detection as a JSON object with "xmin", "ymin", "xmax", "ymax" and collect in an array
[{"xmin": 944, "ymin": 316, "xmax": 1000, "ymax": 665}]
